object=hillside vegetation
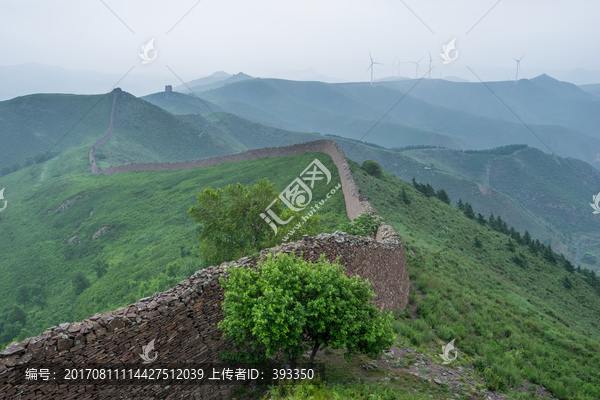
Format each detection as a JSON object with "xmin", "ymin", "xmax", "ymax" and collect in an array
[
  {"xmin": 0, "ymin": 151, "xmax": 347, "ymax": 349},
  {"xmin": 350, "ymin": 159, "xmax": 600, "ymax": 399},
  {"xmin": 0, "ymin": 93, "xmax": 114, "ymax": 169}
]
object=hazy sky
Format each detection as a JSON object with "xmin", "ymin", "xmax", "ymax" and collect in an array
[{"xmin": 2, "ymin": 0, "xmax": 599, "ymax": 83}]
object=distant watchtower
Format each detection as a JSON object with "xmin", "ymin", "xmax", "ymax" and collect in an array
[{"xmin": 165, "ymin": 85, "xmax": 172, "ymax": 93}]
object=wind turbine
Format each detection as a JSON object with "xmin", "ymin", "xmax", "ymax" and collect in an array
[
  {"xmin": 367, "ymin": 52, "xmax": 382, "ymax": 84},
  {"xmin": 393, "ymin": 57, "xmax": 406, "ymax": 78},
  {"xmin": 428, "ymin": 51, "xmax": 433, "ymax": 78},
  {"xmin": 514, "ymin": 55, "xmax": 525, "ymax": 81},
  {"xmin": 410, "ymin": 57, "xmax": 423, "ymax": 79}
]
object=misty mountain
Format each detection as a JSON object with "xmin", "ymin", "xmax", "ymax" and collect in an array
[
  {"xmin": 182, "ymin": 72, "xmax": 254, "ymax": 93},
  {"xmin": 580, "ymin": 83, "xmax": 600, "ymax": 99},
  {"xmin": 173, "ymin": 71, "xmax": 231, "ymax": 91},
  {"xmin": 0, "ymin": 63, "xmax": 172, "ymax": 100},
  {"xmin": 378, "ymin": 75, "xmax": 600, "ymax": 140},
  {"xmin": 190, "ymin": 76, "xmax": 600, "ymax": 167}
]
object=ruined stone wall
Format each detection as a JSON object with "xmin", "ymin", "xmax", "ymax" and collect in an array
[
  {"xmin": 0, "ymin": 230, "xmax": 408, "ymax": 399},
  {"xmin": 4, "ymin": 91, "xmax": 416, "ymax": 399},
  {"xmin": 88, "ymin": 88, "xmax": 120, "ymax": 175}
]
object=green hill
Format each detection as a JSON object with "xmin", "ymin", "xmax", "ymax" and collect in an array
[
  {"xmin": 0, "ymin": 93, "xmax": 114, "ymax": 170},
  {"xmin": 0, "ymin": 91, "xmax": 243, "ymax": 173},
  {"xmin": 133, "ymin": 90, "xmax": 600, "ymax": 273},
  {"xmin": 93, "ymin": 91, "xmax": 241, "ymax": 168},
  {"xmin": 401, "ymin": 146, "xmax": 600, "ymax": 272},
  {"xmin": 0, "ymin": 151, "xmax": 347, "ymax": 349},
  {"xmin": 349, "ymin": 160, "xmax": 600, "ymax": 399}
]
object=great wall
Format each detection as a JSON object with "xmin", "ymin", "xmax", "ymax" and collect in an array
[{"xmin": 0, "ymin": 88, "xmax": 410, "ymax": 399}]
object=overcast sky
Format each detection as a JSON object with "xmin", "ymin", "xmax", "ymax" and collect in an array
[{"xmin": 2, "ymin": 0, "xmax": 599, "ymax": 85}]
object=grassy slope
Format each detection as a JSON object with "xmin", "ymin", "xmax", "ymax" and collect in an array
[
  {"xmin": 0, "ymin": 93, "xmax": 114, "ymax": 169},
  {"xmin": 0, "ymin": 151, "xmax": 347, "ymax": 348},
  {"xmin": 351, "ymin": 160, "xmax": 600, "ymax": 399},
  {"xmin": 153, "ymin": 101, "xmax": 590, "ymax": 272},
  {"xmin": 404, "ymin": 146, "xmax": 600, "ymax": 272},
  {"xmin": 95, "ymin": 92, "xmax": 241, "ymax": 167},
  {"xmin": 143, "ymin": 88, "xmax": 600, "ymax": 264}
]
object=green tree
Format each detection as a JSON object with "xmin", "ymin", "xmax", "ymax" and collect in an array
[
  {"xmin": 188, "ymin": 178, "xmax": 319, "ymax": 266},
  {"xmin": 92, "ymin": 260, "xmax": 109, "ymax": 278},
  {"xmin": 362, "ymin": 160, "xmax": 382, "ymax": 177},
  {"xmin": 166, "ymin": 261, "xmax": 180, "ymax": 277},
  {"xmin": 32, "ymin": 295, "xmax": 47, "ymax": 310},
  {"xmin": 72, "ymin": 271, "xmax": 90, "ymax": 295},
  {"xmin": 506, "ymin": 238, "xmax": 516, "ymax": 252},
  {"xmin": 457, "ymin": 198, "xmax": 465, "ymax": 211},
  {"xmin": 435, "ymin": 189, "xmax": 451, "ymax": 205},
  {"xmin": 24, "ymin": 156, "xmax": 34, "ymax": 167},
  {"xmin": 463, "ymin": 203, "xmax": 475, "ymax": 219},
  {"xmin": 219, "ymin": 253, "xmax": 395, "ymax": 367},
  {"xmin": 477, "ymin": 213, "xmax": 487, "ymax": 225},
  {"xmin": 488, "ymin": 213, "xmax": 497, "ymax": 230},
  {"xmin": 400, "ymin": 187, "xmax": 411, "ymax": 205},
  {"xmin": 15, "ymin": 286, "xmax": 30, "ymax": 305},
  {"xmin": 474, "ymin": 236, "xmax": 483, "ymax": 248},
  {"xmin": 338, "ymin": 212, "xmax": 382, "ymax": 238},
  {"xmin": 0, "ymin": 167, "xmax": 10, "ymax": 177},
  {"xmin": 523, "ymin": 230, "xmax": 532, "ymax": 245},
  {"xmin": 8, "ymin": 305, "xmax": 27, "ymax": 325},
  {"xmin": 563, "ymin": 275, "xmax": 573, "ymax": 290}
]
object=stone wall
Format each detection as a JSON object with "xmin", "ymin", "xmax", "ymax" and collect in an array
[
  {"xmin": 0, "ymin": 230, "xmax": 408, "ymax": 399},
  {"xmin": 1, "ymin": 92, "xmax": 413, "ymax": 399},
  {"xmin": 88, "ymin": 88, "xmax": 120, "ymax": 175}
]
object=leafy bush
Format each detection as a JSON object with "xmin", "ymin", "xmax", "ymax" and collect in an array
[
  {"xmin": 188, "ymin": 178, "xmax": 319, "ymax": 266},
  {"xmin": 72, "ymin": 271, "xmax": 90, "ymax": 295},
  {"xmin": 338, "ymin": 212, "xmax": 382, "ymax": 237},
  {"xmin": 219, "ymin": 253, "xmax": 394, "ymax": 366},
  {"xmin": 362, "ymin": 160, "xmax": 382, "ymax": 177}
]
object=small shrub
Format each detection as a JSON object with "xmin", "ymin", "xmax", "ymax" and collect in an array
[
  {"xmin": 473, "ymin": 358, "xmax": 486, "ymax": 373},
  {"xmin": 338, "ymin": 212, "xmax": 382, "ymax": 237},
  {"xmin": 362, "ymin": 160, "xmax": 382, "ymax": 177}
]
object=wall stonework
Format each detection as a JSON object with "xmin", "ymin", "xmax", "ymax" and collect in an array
[
  {"xmin": 0, "ymin": 230, "xmax": 408, "ymax": 399},
  {"xmin": 1, "ymin": 91, "xmax": 411, "ymax": 398},
  {"xmin": 88, "ymin": 88, "xmax": 120, "ymax": 175}
]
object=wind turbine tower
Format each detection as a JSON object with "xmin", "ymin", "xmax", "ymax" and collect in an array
[
  {"xmin": 514, "ymin": 55, "xmax": 525, "ymax": 81},
  {"xmin": 410, "ymin": 57, "xmax": 423, "ymax": 79},
  {"xmin": 367, "ymin": 52, "xmax": 382, "ymax": 84},
  {"xmin": 428, "ymin": 52, "xmax": 433, "ymax": 78}
]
